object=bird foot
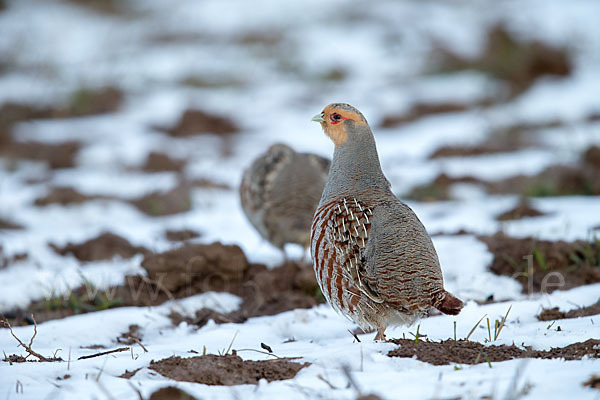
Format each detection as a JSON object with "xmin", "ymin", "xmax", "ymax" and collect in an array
[{"xmin": 374, "ymin": 328, "xmax": 387, "ymax": 341}]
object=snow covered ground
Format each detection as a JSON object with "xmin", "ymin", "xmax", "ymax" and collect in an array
[{"xmin": 1, "ymin": 0, "xmax": 599, "ymax": 399}]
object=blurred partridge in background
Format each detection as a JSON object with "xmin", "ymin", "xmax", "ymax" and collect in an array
[
  {"xmin": 311, "ymin": 104, "xmax": 463, "ymax": 340},
  {"xmin": 240, "ymin": 143, "xmax": 330, "ymax": 255}
]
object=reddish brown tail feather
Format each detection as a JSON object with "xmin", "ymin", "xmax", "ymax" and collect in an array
[{"xmin": 436, "ymin": 291, "xmax": 464, "ymax": 315}]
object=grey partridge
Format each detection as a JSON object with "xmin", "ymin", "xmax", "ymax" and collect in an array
[
  {"xmin": 240, "ymin": 143, "xmax": 330, "ymax": 253},
  {"xmin": 310, "ymin": 103, "xmax": 463, "ymax": 340}
]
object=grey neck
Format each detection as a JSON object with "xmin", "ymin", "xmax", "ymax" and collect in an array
[{"xmin": 321, "ymin": 124, "xmax": 390, "ymax": 203}]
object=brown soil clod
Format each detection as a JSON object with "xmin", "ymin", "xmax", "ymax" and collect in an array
[
  {"xmin": 538, "ymin": 298, "xmax": 600, "ymax": 321},
  {"xmin": 142, "ymin": 243, "xmax": 322, "ymax": 322},
  {"xmin": 582, "ymin": 146, "xmax": 600, "ymax": 169},
  {"xmin": 187, "ymin": 178, "xmax": 232, "ymax": 190},
  {"xmin": 404, "ymin": 173, "xmax": 484, "ymax": 202},
  {"xmin": 430, "ymin": 229, "xmax": 473, "ymax": 237},
  {"xmin": 496, "ymin": 199, "xmax": 546, "ymax": 221},
  {"xmin": 148, "ymin": 387, "xmax": 197, "ymax": 400},
  {"xmin": 0, "ymin": 218, "xmax": 24, "ymax": 230},
  {"xmin": 50, "ymin": 232, "xmax": 148, "ymax": 262},
  {"xmin": 5, "ymin": 242, "xmax": 322, "ymax": 326},
  {"xmin": 2, "ymin": 354, "xmax": 28, "ymax": 363},
  {"xmin": 405, "ymin": 148, "xmax": 600, "ymax": 201},
  {"xmin": 156, "ymin": 109, "xmax": 239, "ymax": 137},
  {"xmin": 64, "ymin": 87, "xmax": 123, "ymax": 117},
  {"xmin": 487, "ymin": 164, "xmax": 600, "ymax": 197},
  {"xmin": 0, "ymin": 249, "xmax": 27, "ymax": 269},
  {"xmin": 34, "ymin": 187, "xmax": 102, "ymax": 206},
  {"xmin": 380, "ymin": 100, "xmax": 489, "ymax": 128},
  {"xmin": 429, "ymin": 143, "xmax": 520, "ymax": 159},
  {"xmin": 147, "ymin": 354, "xmax": 309, "ymax": 385},
  {"xmin": 164, "ymin": 229, "xmax": 202, "ymax": 242},
  {"xmin": 130, "ymin": 184, "xmax": 192, "ymax": 216},
  {"xmin": 141, "ymin": 152, "xmax": 186, "ymax": 173},
  {"xmin": 167, "ymin": 258, "xmax": 323, "ymax": 328},
  {"xmin": 141, "ymin": 242, "xmax": 248, "ymax": 293},
  {"xmin": 63, "ymin": 0, "xmax": 128, "ymax": 15},
  {"xmin": 388, "ymin": 338, "xmax": 600, "ymax": 365},
  {"xmin": 479, "ymin": 232, "xmax": 600, "ymax": 293},
  {"xmin": 1, "ymin": 140, "xmax": 81, "ymax": 169},
  {"xmin": 117, "ymin": 324, "xmax": 143, "ymax": 345},
  {"xmin": 0, "ymin": 87, "xmax": 122, "ymax": 168},
  {"xmin": 435, "ymin": 24, "xmax": 572, "ymax": 96}
]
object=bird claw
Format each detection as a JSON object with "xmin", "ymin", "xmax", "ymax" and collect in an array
[{"xmin": 374, "ymin": 328, "xmax": 387, "ymax": 341}]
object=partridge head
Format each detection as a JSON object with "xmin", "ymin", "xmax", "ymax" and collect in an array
[{"xmin": 310, "ymin": 103, "xmax": 463, "ymax": 340}]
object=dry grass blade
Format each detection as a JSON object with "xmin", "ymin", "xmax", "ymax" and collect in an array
[
  {"xmin": 466, "ymin": 315, "xmax": 487, "ymax": 341},
  {"xmin": 225, "ymin": 331, "xmax": 238, "ymax": 355},
  {"xmin": 494, "ymin": 305, "xmax": 512, "ymax": 340}
]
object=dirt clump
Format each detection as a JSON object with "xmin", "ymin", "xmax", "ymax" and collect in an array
[
  {"xmin": 0, "ymin": 103, "xmax": 55, "ymax": 133},
  {"xmin": 141, "ymin": 152, "xmax": 185, "ymax": 173},
  {"xmin": 538, "ymin": 298, "xmax": 600, "ymax": 321},
  {"xmin": 0, "ymin": 218, "xmax": 24, "ymax": 230},
  {"xmin": 130, "ymin": 184, "xmax": 192, "ymax": 216},
  {"xmin": 148, "ymin": 387, "xmax": 197, "ymax": 400},
  {"xmin": 380, "ymin": 100, "xmax": 489, "ymax": 128},
  {"xmin": 435, "ymin": 24, "xmax": 571, "ymax": 96},
  {"xmin": 405, "ymin": 173, "xmax": 483, "ymax": 202},
  {"xmin": 487, "ymin": 165, "xmax": 600, "ymax": 197},
  {"xmin": 141, "ymin": 242, "xmax": 247, "ymax": 294},
  {"xmin": 1, "ymin": 140, "xmax": 81, "ymax": 169},
  {"xmin": 428, "ymin": 119, "xmax": 564, "ymax": 160},
  {"xmin": 164, "ymin": 229, "xmax": 202, "ymax": 242},
  {"xmin": 147, "ymin": 354, "xmax": 309, "ymax": 385},
  {"xmin": 0, "ymin": 248, "xmax": 27, "ymax": 269},
  {"xmin": 50, "ymin": 232, "xmax": 148, "ymax": 262},
  {"xmin": 187, "ymin": 177, "xmax": 232, "ymax": 190},
  {"xmin": 4, "ymin": 243, "xmax": 322, "ymax": 326},
  {"xmin": 117, "ymin": 324, "xmax": 143, "ymax": 345},
  {"xmin": 63, "ymin": 87, "xmax": 123, "ymax": 117},
  {"xmin": 156, "ymin": 109, "xmax": 239, "ymax": 137},
  {"xmin": 34, "ymin": 187, "xmax": 102, "ymax": 206},
  {"xmin": 479, "ymin": 232, "xmax": 600, "ymax": 293},
  {"xmin": 0, "ymin": 87, "xmax": 121, "ymax": 125},
  {"xmin": 429, "ymin": 143, "xmax": 520, "ymax": 159},
  {"xmin": 430, "ymin": 229, "xmax": 473, "ymax": 237},
  {"xmin": 63, "ymin": 0, "xmax": 128, "ymax": 15},
  {"xmin": 496, "ymin": 199, "xmax": 546, "ymax": 221},
  {"xmin": 388, "ymin": 338, "xmax": 600, "ymax": 365},
  {"xmin": 140, "ymin": 242, "xmax": 321, "ymax": 321},
  {"xmin": 405, "ymin": 155, "xmax": 600, "ymax": 201},
  {"xmin": 582, "ymin": 146, "xmax": 600, "ymax": 169},
  {"xmin": 2, "ymin": 354, "xmax": 28, "ymax": 363},
  {"xmin": 168, "ymin": 259, "xmax": 322, "ymax": 329}
]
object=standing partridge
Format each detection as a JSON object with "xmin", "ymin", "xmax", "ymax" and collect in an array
[
  {"xmin": 240, "ymin": 143, "xmax": 330, "ymax": 253},
  {"xmin": 310, "ymin": 103, "xmax": 463, "ymax": 340}
]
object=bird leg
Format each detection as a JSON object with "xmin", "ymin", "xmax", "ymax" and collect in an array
[{"xmin": 374, "ymin": 328, "xmax": 387, "ymax": 341}]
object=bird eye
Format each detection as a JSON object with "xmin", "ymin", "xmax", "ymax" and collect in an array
[{"xmin": 330, "ymin": 113, "xmax": 342, "ymax": 122}]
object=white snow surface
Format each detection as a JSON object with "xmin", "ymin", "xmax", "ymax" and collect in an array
[{"xmin": 1, "ymin": 0, "xmax": 599, "ymax": 399}]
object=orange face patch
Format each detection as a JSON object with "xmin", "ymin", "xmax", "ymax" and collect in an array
[{"xmin": 320, "ymin": 105, "xmax": 367, "ymax": 146}]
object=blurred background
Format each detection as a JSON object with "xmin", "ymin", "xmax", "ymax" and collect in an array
[
  {"xmin": 1, "ymin": 0, "xmax": 599, "ymax": 299},
  {"xmin": 1, "ymin": 2, "xmax": 600, "ymax": 398}
]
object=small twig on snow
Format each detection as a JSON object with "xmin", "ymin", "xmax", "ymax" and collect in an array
[
  {"xmin": 2, "ymin": 316, "xmax": 54, "ymax": 362},
  {"xmin": 78, "ymin": 347, "xmax": 130, "ymax": 360}
]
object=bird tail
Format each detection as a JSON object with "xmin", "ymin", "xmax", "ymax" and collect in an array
[{"xmin": 435, "ymin": 291, "xmax": 464, "ymax": 315}]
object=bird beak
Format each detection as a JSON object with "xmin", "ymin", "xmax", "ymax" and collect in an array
[{"xmin": 312, "ymin": 113, "xmax": 325, "ymax": 123}]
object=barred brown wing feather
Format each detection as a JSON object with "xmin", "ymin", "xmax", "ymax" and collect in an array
[{"xmin": 325, "ymin": 198, "xmax": 383, "ymax": 304}]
